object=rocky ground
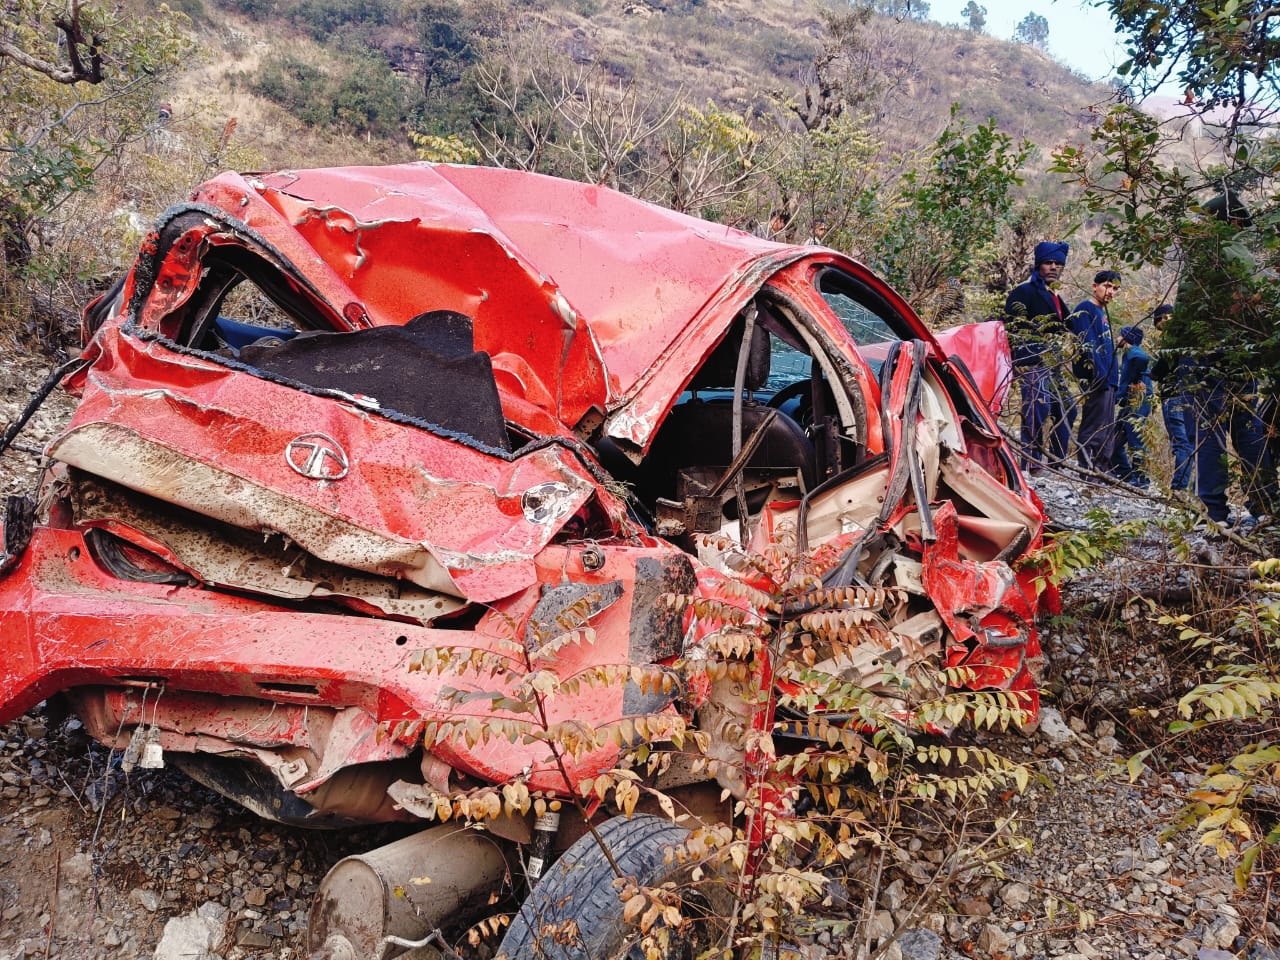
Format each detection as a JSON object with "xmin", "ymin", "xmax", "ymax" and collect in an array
[{"xmin": 1, "ymin": 352, "xmax": 1277, "ymax": 960}]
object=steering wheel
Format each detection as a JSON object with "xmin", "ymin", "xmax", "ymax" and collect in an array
[{"xmin": 766, "ymin": 379, "xmax": 815, "ymax": 427}]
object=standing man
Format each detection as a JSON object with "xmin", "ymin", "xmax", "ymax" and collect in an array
[
  {"xmin": 1163, "ymin": 191, "xmax": 1278, "ymax": 526},
  {"xmin": 1113, "ymin": 325, "xmax": 1154, "ymax": 487},
  {"xmin": 1070, "ymin": 270, "xmax": 1121, "ymax": 472},
  {"xmin": 1150, "ymin": 304, "xmax": 1194, "ymax": 491},
  {"xmin": 1005, "ymin": 241, "xmax": 1073, "ymax": 473}
]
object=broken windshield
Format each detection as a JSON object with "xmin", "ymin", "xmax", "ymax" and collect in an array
[{"xmin": 816, "ymin": 268, "xmax": 912, "ymax": 376}]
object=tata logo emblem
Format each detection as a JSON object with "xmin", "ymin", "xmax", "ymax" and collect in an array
[{"xmin": 285, "ymin": 433, "xmax": 349, "ymax": 481}]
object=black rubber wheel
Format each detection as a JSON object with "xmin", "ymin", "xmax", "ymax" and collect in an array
[{"xmin": 498, "ymin": 814, "xmax": 697, "ymax": 960}]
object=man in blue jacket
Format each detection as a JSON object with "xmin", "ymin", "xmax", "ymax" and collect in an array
[
  {"xmin": 1004, "ymin": 241, "xmax": 1072, "ymax": 473},
  {"xmin": 1113, "ymin": 325, "xmax": 1154, "ymax": 487},
  {"xmin": 1070, "ymin": 270, "xmax": 1121, "ymax": 472}
]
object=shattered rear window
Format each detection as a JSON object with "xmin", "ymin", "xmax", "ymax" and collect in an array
[{"xmin": 153, "ymin": 239, "xmax": 511, "ymax": 451}]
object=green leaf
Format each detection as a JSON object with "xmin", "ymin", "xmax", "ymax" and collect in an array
[{"xmin": 1235, "ymin": 845, "xmax": 1260, "ymax": 890}]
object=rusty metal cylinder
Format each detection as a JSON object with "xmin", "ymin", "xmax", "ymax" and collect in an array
[{"xmin": 308, "ymin": 824, "xmax": 510, "ymax": 960}]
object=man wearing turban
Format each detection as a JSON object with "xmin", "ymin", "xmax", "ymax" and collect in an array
[{"xmin": 1004, "ymin": 241, "xmax": 1073, "ymax": 474}]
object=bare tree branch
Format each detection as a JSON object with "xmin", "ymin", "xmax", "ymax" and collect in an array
[{"xmin": 0, "ymin": 1, "xmax": 104, "ymax": 85}]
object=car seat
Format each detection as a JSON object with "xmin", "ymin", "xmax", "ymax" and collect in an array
[{"xmin": 636, "ymin": 317, "xmax": 818, "ymax": 518}]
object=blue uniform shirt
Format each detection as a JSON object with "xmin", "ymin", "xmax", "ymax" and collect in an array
[
  {"xmin": 1070, "ymin": 299, "xmax": 1118, "ymax": 389},
  {"xmin": 1118, "ymin": 343, "xmax": 1154, "ymax": 418}
]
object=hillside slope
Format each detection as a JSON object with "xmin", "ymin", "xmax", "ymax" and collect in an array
[{"xmin": 170, "ymin": 0, "xmax": 1114, "ymax": 174}]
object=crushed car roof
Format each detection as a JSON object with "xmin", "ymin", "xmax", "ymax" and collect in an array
[{"xmin": 188, "ymin": 164, "xmax": 928, "ymax": 434}]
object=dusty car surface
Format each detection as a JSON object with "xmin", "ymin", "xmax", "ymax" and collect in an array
[{"xmin": 0, "ymin": 164, "xmax": 1047, "ymax": 959}]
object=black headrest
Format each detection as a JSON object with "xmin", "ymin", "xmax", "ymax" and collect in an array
[{"xmin": 688, "ymin": 315, "xmax": 771, "ymax": 392}]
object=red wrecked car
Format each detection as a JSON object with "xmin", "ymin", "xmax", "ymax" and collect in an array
[{"xmin": 0, "ymin": 164, "xmax": 1045, "ymax": 959}]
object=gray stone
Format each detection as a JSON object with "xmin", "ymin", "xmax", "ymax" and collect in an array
[
  {"xmin": 897, "ymin": 928, "xmax": 942, "ymax": 960},
  {"xmin": 956, "ymin": 896, "xmax": 992, "ymax": 918},
  {"xmin": 1037, "ymin": 707, "xmax": 1076, "ymax": 746},
  {"xmin": 880, "ymin": 878, "xmax": 906, "ymax": 912},
  {"xmin": 234, "ymin": 926, "xmax": 272, "ymax": 949},
  {"xmin": 979, "ymin": 923, "xmax": 1014, "ymax": 956},
  {"xmin": 1197, "ymin": 949, "xmax": 1235, "ymax": 960},
  {"xmin": 196, "ymin": 901, "xmax": 228, "ymax": 926},
  {"xmin": 1095, "ymin": 735, "xmax": 1121, "ymax": 755},
  {"xmin": 60, "ymin": 852, "xmax": 93, "ymax": 885},
  {"xmin": 1203, "ymin": 916, "xmax": 1241, "ymax": 951},
  {"xmin": 999, "ymin": 881, "xmax": 1032, "ymax": 909},
  {"xmin": 152, "ymin": 915, "xmax": 220, "ymax": 960},
  {"xmin": 867, "ymin": 910, "xmax": 894, "ymax": 941},
  {"xmin": 130, "ymin": 888, "xmax": 161, "ymax": 913}
]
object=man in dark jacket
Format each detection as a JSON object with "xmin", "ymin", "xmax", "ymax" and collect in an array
[
  {"xmin": 1163, "ymin": 191, "xmax": 1278, "ymax": 525},
  {"xmin": 1070, "ymin": 270, "xmax": 1121, "ymax": 472},
  {"xmin": 1113, "ymin": 325, "xmax": 1153, "ymax": 487},
  {"xmin": 1005, "ymin": 241, "xmax": 1072, "ymax": 473},
  {"xmin": 1150, "ymin": 304, "xmax": 1193, "ymax": 491}
]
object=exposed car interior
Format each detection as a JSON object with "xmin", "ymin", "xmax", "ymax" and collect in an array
[
  {"xmin": 130, "ymin": 228, "xmax": 1030, "ymax": 578},
  {"xmin": 153, "ymin": 234, "xmax": 512, "ymax": 453},
  {"xmin": 148, "ymin": 237, "xmax": 912, "ymax": 556}
]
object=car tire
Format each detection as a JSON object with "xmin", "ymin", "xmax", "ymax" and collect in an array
[{"xmin": 498, "ymin": 814, "xmax": 700, "ymax": 960}]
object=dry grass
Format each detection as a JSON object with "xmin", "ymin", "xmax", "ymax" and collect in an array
[
  {"xmin": 161, "ymin": 0, "xmax": 1116, "ymax": 176},
  {"xmin": 167, "ymin": 13, "xmax": 417, "ymax": 174}
]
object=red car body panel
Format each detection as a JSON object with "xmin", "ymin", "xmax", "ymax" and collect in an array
[
  {"xmin": 933, "ymin": 319, "xmax": 1014, "ymax": 414},
  {"xmin": 54, "ymin": 321, "xmax": 606, "ymax": 603},
  {"xmin": 0, "ymin": 163, "xmax": 1048, "ymax": 823},
  {"xmin": 190, "ymin": 165, "xmax": 792, "ymax": 432},
  {"xmin": 0, "ymin": 525, "xmax": 686, "ymax": 794}
]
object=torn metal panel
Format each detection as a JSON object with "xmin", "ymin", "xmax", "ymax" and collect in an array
[
  {"xmin": 52, "ymin": 323, "xmax": 603, "ymax": 603},
  {"xmin": 934, "ymin": 319, "xmax": 1014, "ymax": 415},
  {"xmin": 201, "ymin": 168, "xmax": 618, "ymax": 428},
  {"xmin": 71, "ymin": 473, "xmax": 465, "ymax": 622},
  {"xmin": 0, "ymin": 525, "xmax": 693, "ymax": 794}
]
